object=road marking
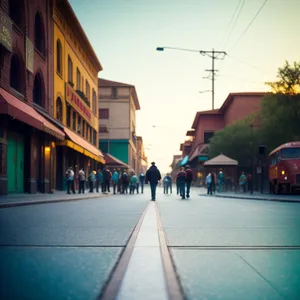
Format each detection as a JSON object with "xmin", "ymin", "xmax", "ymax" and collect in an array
[{"xmin": 99, "ymin": 201, "xmax": 184, "ymax": 300}]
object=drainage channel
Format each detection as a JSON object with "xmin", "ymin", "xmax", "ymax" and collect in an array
[{"xmin": 99, "ymin": 201, "xmax": 183, "ymax": 300}]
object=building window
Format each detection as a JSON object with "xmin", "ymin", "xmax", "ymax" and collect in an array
[
  {"xmin": 34, "ymin": 12, "xmax": 45, "ymax": 54},
  {"xmin": 9, "ymin": 0, "xmax": 24, "ymax": 29},
  {"xmin": 77, "ymin": 116, "xmax": 81, "ymax": 134},
  {"xmin": 85, "ymin": 80, "xmax": 90, "ymax": 101},
  {"xmin": 92, "ymin": 130, "xmax": 94, "ymax": 145},
  {"xmin": 76, "ymin": 68, "xmax": 81, "ymax": 90},
  {"xmin": 99, "ymin": 125, "xmax": 108, "ymax": 133},
  {"xmin": 92, "ymin": 89, "xmax": 96, "ymax": 115},
  {"xmin": 56, "ymin": 97, "xmax": 63, "ymax": 122},
  {"xmin": 10, "ymin": 54, "xmax": 21, "ymax": 93},
  {"xmin": 56, "ymin": 40, "xmax": 62, "ymax": 75},
  {"xmin": 86, "ymin": 124, "xmax": 89, "ymax": 140},
  {"xmin": 66, "ymin": 104, "xmax": 71, "ymax": 127},
  {"xmin": 82, "ymin": 120, "xmax": 85, "ymax": 137},
  {"xmin": 89, "ymin": 127, "xmax": 92, "ymax": 143},
  {"xmin": 112, "ymin": 87, "xmax": 117, "ymax": 98},
  {"xmin": 33, "ymin": 72, "xmax": 44, "ymax": 107},
  {"xmin": 82, "ymin": 77, "xmax": 84, "ymax": 94},
  {"xmin": 204, "ymin": 132, "xmax": 214, "ymax": 144},
  {"xmin": 72, "ymin": 111, "xmax": 76, "ymax": 131},
  {"xmin": 68, "ymin": 56, "xmax": 73, "ymax": 85},
  {"xmin": 99, "ymin": 109, "xmax": 109, "ymax": 119}
]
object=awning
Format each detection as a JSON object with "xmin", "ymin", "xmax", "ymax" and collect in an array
[
  {"xmin": 204, "ymin": 154, "xmax": 238, "ymax": 166},
  {"xmin": 0, "ymin": 88, "xmax": 65, "ymax": 140},
  {"xmin": 57, "ymin": 127, "xmax": 105, "ymax": 164},
  {"xmin": 104, "ymin": 153, "xmax": 130, "ymax": 169}
]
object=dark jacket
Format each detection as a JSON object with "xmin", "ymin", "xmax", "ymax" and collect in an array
[
  {"xmin": 185, "ymin": 169, "xmax": 193, "ymax": 182},
  {"xmin": 139, "ymin": 174, "xmax": 145, "ymax": 182},
  {"xmin": 103, "ymin": 169, "xmax": 112, "ymax": 181},
  {"xmin": 177, "ymin": 171, "xmax": 186, "ymax": 183},
  {"xmin": 146, "ymin": 166, "xmax": 161, "ymax": 184}
]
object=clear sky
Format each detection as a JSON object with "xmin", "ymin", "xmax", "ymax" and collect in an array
[{"xmin": 69, "ymin": 0, "xmax": 300, "ymax": 173}]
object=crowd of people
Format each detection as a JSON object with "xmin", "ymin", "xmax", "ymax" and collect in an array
[
  {"xmin": 205, "ymin": 170, "xmax": 253, "ymax": 195},
  {"xmin": 65, "ymin": 166, "xmax": 146, "ymax": 195}
]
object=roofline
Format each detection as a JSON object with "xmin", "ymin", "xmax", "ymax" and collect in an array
[
  {"xmin": 98, "ymin": 78, "xmax": 140, "ymax": 110},
  {"xmin": 219, "ymin": 92, "xmax": 266, "ymax": 113},
  {"xmin": 191, "ymin": 109, "xmax": 222, "ymax": 129},
  {"xmin": 63, "ymin": 0, "xmax": 102, "ymax": 71}
]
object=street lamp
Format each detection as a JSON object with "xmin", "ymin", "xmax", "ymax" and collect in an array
[{"xmin": 156, "ymin": 46, "xmax": 226, "ymax": 110}]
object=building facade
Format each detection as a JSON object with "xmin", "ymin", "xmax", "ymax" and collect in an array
[
  {"xmin": 98, "ymin": 78, "xmax": 140, "ymax": 172},
  {"xmin": 136, "ymin": 136, "xmax": 148, "ymax": 174},
  {"xmin": 0, "ymin": 0, "xmax": 66, "ymax": 195},
  {"xmin": 53, "ymin": 0, "xmax": 104, "ymax": 190}
]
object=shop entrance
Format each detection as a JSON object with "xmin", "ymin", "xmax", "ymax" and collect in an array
[{"xmin": 7, "ymin": 134, "xmax": 24, "ymax": 193}]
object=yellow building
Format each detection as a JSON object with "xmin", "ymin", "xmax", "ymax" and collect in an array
[{"xmin": 53, "ymin": 0, "xmax": 104, "ymax": 190}]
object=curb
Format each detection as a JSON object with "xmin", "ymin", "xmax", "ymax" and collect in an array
[
  {"xmin": 0, "ymin": 194, "xmax": 109, "ymax": 209},
  {"xmin": 200, "ymin": 194, "xmax": 300, "ymax": 203}
]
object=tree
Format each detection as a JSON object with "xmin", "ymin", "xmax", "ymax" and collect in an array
[
  {"xmin": 261, "ymin": 61, "xmax": 300, "ymax": 150},
  {"xmin": 209, "ymin": 115, "xmax": 262, "ymax": 167},
  {"xmin": 266, "ymin": 61, "xmax": 300, "ymax": 95}
]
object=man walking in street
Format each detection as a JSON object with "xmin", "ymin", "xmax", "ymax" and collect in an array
[
  {"xmin": 66, "ymin": 166, "xmax": 75, "ymax": 194},
  {"xmin": 78, "ymin": 168, "xmax": 85, "ymax": 194},
  {"xmin": 146, "ymin": 162, "xmax": 161, "ymax": 201},
  {"xmin": 103, "ymin": 167, "xmax": 112, "ymax": 193},
  {"xmin": 185, "ymin": 165, "xmax": 193, "ymax": 198},
  {"xmin": 177, "ymin": 167, "xmax": 187, "ymax": 199},
  {"xmin": 96, "ymin": 169, "xmax": 103, "ymax": 193},
  {"xmin": 218, "ymin": 170, "xmax": 224, "ymax": 193}
]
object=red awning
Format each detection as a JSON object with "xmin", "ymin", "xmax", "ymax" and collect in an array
[
  {"xmin": 0, "ymin": 88, "xmax": 65, "ymax": 140},
  {"xmin": 104, "ymin": 153, "xmax": 130, "ymax": 169}
]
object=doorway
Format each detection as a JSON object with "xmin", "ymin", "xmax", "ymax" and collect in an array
[{"xmin": 7, "ymin": 134, "xmax": 24, "ymax": 193}]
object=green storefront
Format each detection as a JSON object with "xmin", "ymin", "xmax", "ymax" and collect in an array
[{"xmin": 99, "ymin": 139, "xmax": 129, "ymax": 164}]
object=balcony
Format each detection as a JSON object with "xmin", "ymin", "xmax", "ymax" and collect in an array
[{"xmin": 76, "ymin": 89, "xmax": 90, "ymax": 107}]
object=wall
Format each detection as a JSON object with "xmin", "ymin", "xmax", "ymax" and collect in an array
[
  {"xmin": 193, "ymin": 114, "xmax": 224, "ymax": 148},
  {"xmin": 223, "ymin": 95, "xmax": 262, "ymax": 126},
  {"xmin": 98, "ymin": 87, "xmax": 130, "ymax": 140},
  {"xmin": 53, "ymin": 9, "xmax": 99, "ymax": 133}
]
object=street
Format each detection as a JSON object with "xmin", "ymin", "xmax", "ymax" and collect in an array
[{"xmin": 1, "ymin": 187, "xmax": 300, "ymax": 299}]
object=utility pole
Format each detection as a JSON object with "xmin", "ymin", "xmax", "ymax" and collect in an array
[
  {"xmin": 203, "ymin": 49, "xmax": 226, "ymax": 110},
  {"xmin": 156, "ymin": 47, "xmax": 226, "ymax": 110}
]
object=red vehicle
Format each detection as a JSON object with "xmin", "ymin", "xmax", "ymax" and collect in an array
[{"xmin": 269, "ymin": 141, "xmax": 300, "ymax": 194}]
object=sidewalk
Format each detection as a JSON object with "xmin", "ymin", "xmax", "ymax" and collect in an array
[
  {"xmin": 197, "ymin": 187, "xmax": 300, "ymax": 203},
  {"xmin": 0, "ymin": 191, "xmax": 108, "ymax": 208}
]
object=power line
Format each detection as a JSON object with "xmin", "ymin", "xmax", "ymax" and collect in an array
[
  {"xmin": 228, "ymin": 0, "xmax": 269, "ymax": 53},
  {"xmin": 222, "ymin": 0, "xmax": 246, "ymax": 49},
  {"xmin": 219, "ymin": 0, "xmax": 242, "ymax": 47},
  {"xmin": 227, "ymin": 54, "xmax": 274, "ymax": 76}
]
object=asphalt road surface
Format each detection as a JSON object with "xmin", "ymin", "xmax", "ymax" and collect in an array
[{"xmin": 1, "ymin": 186, "xmax": 299, "ymax": 299}]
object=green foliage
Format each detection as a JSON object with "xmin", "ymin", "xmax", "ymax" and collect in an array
[
  {"xmin": 266, "ymin": 61, "xmax": 300, "ymax": 95},
  {"xmin": 208, "ymin": 61, "xmax": 300, "ymax": 165},
  {"xmin": 209, "ymin": 117, "xmax": 261, "ymax": 167},
  {"xmin": 260, "ymin": 93, "xmax": 300, "ymax": 150}
]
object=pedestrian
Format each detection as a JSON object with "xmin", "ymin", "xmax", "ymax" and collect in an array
[
  {"xmin": 239, "ymin": 172, "xmax": 247, "ymax": 192},
  {"xmin": 218, "ymin": 170, "xmax": 224, "ymax": 193},
  {"xmin": 121, "ymin": 171, "xmax": 129, "ymax": 194},
  {"xmin": 247, "ymin": 173, "xmax": 252, "ymax": 193},
  {"xmin": 103, "ymin": 167, "xmax": 112, "ymax": 193},
  {"xmin": 163, "ymin": 173, "xmax": 172, "ymax": 194},
  {"xmin": 112, "ymin": 169, "xmax": 119, "ymax": 194},
  {"xmin": 78, "ymin": 167, "xmax": 85, "ymax": 194},
  {"xmin": 88, "ymin": 170, "xmax": 96, "ymax": 193},
  {"xmin": 66, "ymin": 166, "xmax": 75, "ymax": 194},
  {"xmin": 145, "ymin": 162, "xmax": 161, "ymax": 201},
  {"xmin": 206, "ymin": 173, "xmax": 212, "ymax": 195},
  {"xmin": 176, "ymin": 167, "xmax": 187, "ymax": 199},
  {"xmin": 211, "ymin": 172, "xmax": 216, "ymax": 194},
  {"xmin": 130, "ymin": 172, "xmax": 138, "ymax": 194},
  {"xmin": 96, "ymin": 169, "xmax": 103, "ymax": 193},
  {"xmin": 117, "ymin": 170, "xmax": 122, "ymax": 193},
  {"xmin": 176, "ymin": 176, "xmax": 180, "ymax": 195},
  {"xmin": 185, "ymin": 165, "xmax": 193, "ymax": 198},
  {"xmin": 139, "ymin": 172, "xmax": 145, "ymax": 193}
]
